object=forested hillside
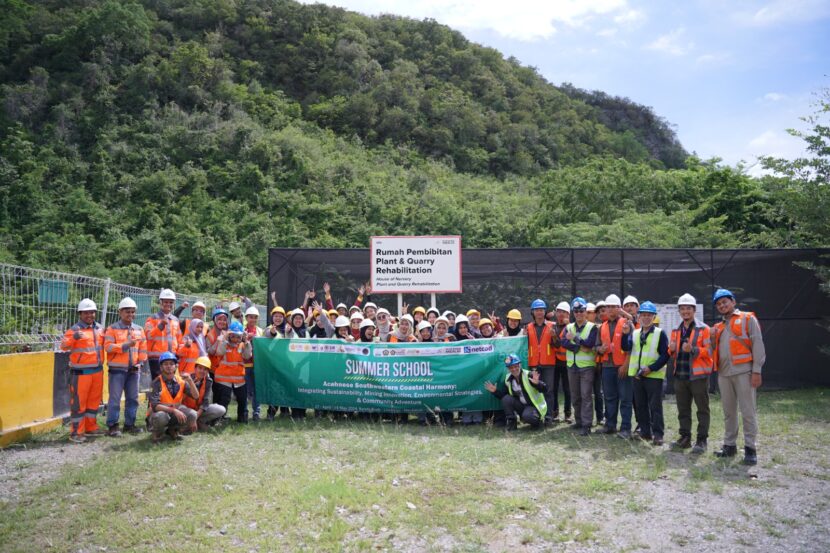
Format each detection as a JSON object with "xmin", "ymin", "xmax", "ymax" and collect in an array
[{"xmin": 0, "ymin": 0, "xmax": 826, "ymax": 296}]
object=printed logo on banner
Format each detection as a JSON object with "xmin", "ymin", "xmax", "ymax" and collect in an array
[
  {"xmin": 373, "ymin": 344, "xmax": 492, "ymax": 357},
  {"xmin": 288, "ymin": 342, "xmax": 371, "ymax": 356}
]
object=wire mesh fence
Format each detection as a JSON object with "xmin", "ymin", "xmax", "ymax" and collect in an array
[{"xmin": 0, "ymin": 263, "xmax": 266, "ymax": 353}]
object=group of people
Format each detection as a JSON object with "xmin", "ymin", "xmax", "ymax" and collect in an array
[{"xmin": 60, "ymin": 283, "xmax": 765, "ymax": 465}]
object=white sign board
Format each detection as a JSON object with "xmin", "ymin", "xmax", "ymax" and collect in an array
[
  {"xmin": 371, "ymin": 236, "xmax": 462, "ymax": 294},
  {"xmin": 655, "ymin": 303, "xmax": 705, "ymax": 331}
]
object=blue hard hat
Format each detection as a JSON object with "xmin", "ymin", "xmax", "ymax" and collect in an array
[
  {"xmin": 159, "ymin": 351, "xmax": 178, "ymax": 364},
  {"xmin": 504, "ymin": 353, "xmax": 522, "ymax": 367},
  {"xmin": 571, "ymin": 296, "xmax": 587, "ymax": 309},
  {"xmin": 229, "ymin": 321, "xmax": 244, "ymax": 333},
  {"xmin": 530, "ymin": 299, "xmax": 547, "ymax": 310},
  {"xmin": 212, "ymin": 307, "xmax": 229, "ymax": 320},
  {"xmin": 713, "ymin": 289, "xmax": 735, "ymax": 303},
  {"xmin": 639, "ymin": 301, "xmax": 657, "ymax": 314}
]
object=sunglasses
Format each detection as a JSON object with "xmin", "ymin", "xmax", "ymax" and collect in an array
[{"xmin": 572, "ymin": 307, "xmax": 586, "ymax": 313}]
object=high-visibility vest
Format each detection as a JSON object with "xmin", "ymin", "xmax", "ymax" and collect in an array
[
  {"xmin": 61, "ymin": 322, "xmax": 104, "ymax": 371},
  {"xmin": 243, "ymin": 325, "xmax": 264, "ymax": 368},
  {"xmin": 389, "ymin": 335, "xmax": 416, "ymax": 343},
  {"xmin": 713, "ymin": 311, "xmax": 756, "ymax": 372},
  {"xmin": 144, "ymin": 313, "xmax": 181, "ymax": 359},
  {"xmin": 670, "ymin": 322, "xmax": 713, "ymax": 378},
  {"xmin": 554, "ymin": 324, "xmax": 568, "ymax": 363},
  {"xmin": 175, "ymin": 340, "xmax": 202, "ymax": 375},
  {"xmin": 505, "ymin": 370, "xmax": 548, "ymax": 419},
  {"xmin": 216, "ymin": 345, "xmax": 246, "ymax": 385},
  {"xmin": 628, "ymin": 326, "xmax": 665, "ymax": 379},
  {"xmin": 183, "ymin": 377, "xmax": 208, "ymax": 411},
  {"xmin": 525, "ymin": 322, "xmax": 556, "ymax": 367},
  {"xmin": 565, "ymin": 322, "xmax": 596, "ymax": 369},
  {"xmin": 104, "ymin": 321, "xmax": 147, "ymax": 370},
  {"xmin": 181, "ymin": 319, "xmax": 208, "ymax": 337},
  {"xmin": 599, "ymin": 318, "xmax": 630, "ymax": 367},
  {"xmin": 206, "ymin": 327, "xmax": 223, "ymax": 372},
  {"xmin": 147, "ymin": 374, "xmax": 185, "ymax": 417}
]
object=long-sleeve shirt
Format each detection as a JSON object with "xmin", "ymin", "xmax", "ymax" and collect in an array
[
  {"xmin": 561, "ymin": 323, "xmax": 598, "ymax": 352},
  {"xmin": 491, "ymin": 373, "xmax": 548, "ymax": 405},
  {"xmin": 716, "ymin": 310, "xmax": 766, "ymax": 376},
  {"xmin": 149, "ymin": 376, "xmax": 198, "ymax": 408},
  {"xmin": 636, "ymin": 326, "xmax": 670, "ymax": 372}
]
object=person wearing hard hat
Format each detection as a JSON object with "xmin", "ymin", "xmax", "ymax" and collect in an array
[
  {"xmin": 332, "ymin": 315, "xmax": 354, "ymax": 341},
  {"xmin": 525, "ymin": 299, "xmax": 557, "ymax": 424},
  {"xmin": 432, "ymin": 316, "xmax": 455, "ymax": 342},
  {"xmin": 453, "ymin": 314, "xmax": 474, "ymax": 340},
  {"xmin": 177, "ymin": 318, "xmax": 208, "ymax": 376},
  {"xmin": 586, "ymin": 301, "xmax": 604, "ymax": 427},
  {"xmin": 175, "ymin": 300, "xmax": 207, "ymax": 336},
  {"xmin": 500, "ymin": 309, "xmax": 524, "ymax": 337},
  {"xmin": 241, "ymin": 306, "xmax": 264, "ymax": 421},
  {"xmin": 182, "ymin": 356, "xmax": 227, "ymax": 432},
  {"xmin": 466, "ymin": 309, "xmax": 483, "ymax": 337},
  {"xmin": 375, "ymin": 308, "xmax": 393, "ymax": 341},
  {"xmin": 669, "ymin": 293, "xmax": 713, "ymax": 454},
  {"xmin": 412, "ymin": 306, "xmax": 427, "ymax": 325},
  {"xmin": 596, "ymin": 294, "xmax": 634, "ymax": 437},
  {"xmin": 622, "ymin": 295, "xmax": 640, "ymax": 328},
  {"xmin": 146, "ymin": 352, "xmax": 198, "ymax": 443},
  {"xmin": 416, "ymin": 320, "xmax": 433, "ymax": 342},
  {"xmin": 484, "ymin": 354, "xmax": 548, "ymax": 431},
  {"xmin": 426, "ymin": 307, "xmax": 440, "ymax": 325},
  {"xmin": 358, "ymin": 318, "xmax": 378, "ymax": 342},
  {"xmin": 551, "ymin": 301, "xmax": 573, "ymax": 424},
  {"xmin": 206, "ymin": 307, "xmax": 230, "ymax": 373},
  {"xmin": 266, "ymin": 306, "xmax": 289, "ymax": 337},
  {"xmin": 442, "ymin": 311, "xmax": 457, "ymax": 333},
  {"xmin": 60, "ymin": 299, "xmax": 106, "ymax": 443},
  {"xmin": 227, "ymin": 297, "xmax": 251, "ymax": 327},
  {"xmin": 389, "ymin": 314, "xmax": 417, "ymax": 342},
  {"xmin": 712, "ymin": 289, "xmax": 766, "ymax": 466},
  {"xmin": 144, "ymin": 289, "xmax": 183, "ymax": 382},
  {"xmin": 104, "ymin": 297, "xmax": 148, "ymax": 436},
  {"xmin": 561, "ymin": 297, "xmax": 599, "ymax": 436},
  {"xmin": 363, "ymin": 302, "xmax": 379, "ymax": 321},
  {"xmin": 626, "ymin": 301, "xmax": 669, "ymax": 446},
  {"xmin": 349, "ymin": 311, "xmax": 363, "ymax": 341},
  {"xmin": 214, "ymin": 321, "xmax": 253, "ymax": 423}
]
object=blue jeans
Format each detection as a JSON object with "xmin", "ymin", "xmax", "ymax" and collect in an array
[
  {"xmin": 602, "ymin": 367, "xmax": 634, "ymax": 431},
  {"xmin": 245, "ymin": 367, "xmax": 260, "ymax": 418},
  {"xmin": 106, "ymin": 370, "xmax": 140, "ymax": 427}
]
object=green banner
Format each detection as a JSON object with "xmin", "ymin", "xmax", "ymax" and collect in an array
[{"xmin": 253, "ymin": 337, "xmax": 528, "ymax": 413}]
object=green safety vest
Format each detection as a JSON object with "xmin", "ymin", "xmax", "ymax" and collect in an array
[
  {"xmin": 505, "ymin": 369, "xmax": 548, "ymax": 419},
  {"xmin": 628, "ymin": 326, "xmax": 665, "ymax": 379},
  {"xmin": 565, "ymin": 321, "xmax": 596, "ymax": 369}
]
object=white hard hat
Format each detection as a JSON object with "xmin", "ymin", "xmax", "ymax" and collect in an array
[
  {"xmin": 556, "ymin": 301, "xmax": 571, "ymax": 313},
  {"xmin": 426, "ymin": 307, "xmax": 440, "ymax": 316},
  {"xmin": 416, "ymin": 320, "xmax": 433, "ymax": 332},
  {"xmin": 335, "ymin": 316, "xmax": 350, "ymax": 328},
  {"xmin": 595, "ymin": 300, "xmax": 606, "ymax": 308},
  {"xmin": 77, "ymin": 298, "xmax": 97, "ymax": 312},
  {"xmin": 454, "ymin": 314, "xmax": 469, "ymax": 324},
  {"xmin": 359, "ymin": 318, "xmax": 376, "ymax": 329},
  {"xmin": 400, "ymin": 314, "xmax": 415, "ymax": 325},
  {"xmin": 623, "ymin": 295, "xmax": 639, "ymax": 306},
  {"xmin": 350, "ymin": 312, "xmax": 364, "ymax": 321},
  {"xmin": 336, "ymin": 303, "xmax": 348, "ymax": 310},
  {"xmin": 159, "ymin": 288, "xmax": 176, "ymax": 300},
  {"xmin": 586, "ymin": 303, "xmax": 596, "ymax": 312},
  {"xmin": 245, "ymin": 306, "xmax": 260, "ymax": 317},
  {"xmin": 442, "ymin": 310, "xmax": 456, "ymax": 318},
  {"xmin": 363, "ymin": 302, "xmax": 378, "ymax": 311},
  {"xmin": 228, "ymin": 301, "xmax": 241, "ymax": 311},
  {"xmin": 376, "ymin": 307, "xmax": 390, "ymax": 316},
  {"xmin": 192, "ymin": 301, "xmax": 206, "ymax": 310},
  {"xmin": 434, "ymin": 316, "xmax": 449, "ymax": 325},
  {"xmin": 677, "ymin": 293, "xmax": 697, "ymax": 307},
  {"xmin": 605, "ymin": 294, "xmax": 621, "ymax": 306},
  {"xmin": 118, "ymin": 297, "xmax": 137, "ymax": 310},
  {"xmin": 289, "ymin": 308, "xmax": 305, "ymax": 317}
]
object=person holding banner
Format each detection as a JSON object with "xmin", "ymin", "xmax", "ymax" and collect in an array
[
  {"xmin": 266, "ymin": 306, "xmax": 290, "ymax": 338},
  {"xmin": 416, "ymin": 320, "xmax": 433, "ymax": 342},
  {"xmin": 389, "ymin": 315, "xmax": 417, "ymax": 342},
  {"xmin": 562, "ymin": 297, "xmax": 598, "ymax": 436},
  {"xmin": 485, "ymin": 354, "xmax": 547, "ymax": 431},
  {"xmin": 453, "ymin": 315, "xmax": 474, "ymax": 340},
  {"xmin": 432, "ymin": 317, "xmax": 455, "ymax": 342},
  {"xmin": 466, "ymin": 309, "xmax": 483, "ymax": 337}
]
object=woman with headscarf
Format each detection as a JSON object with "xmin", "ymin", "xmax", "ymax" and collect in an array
[
  {"xmin": 500, "ymin": 309, "xmax": 525, "ymax": 337},
  {"xmin": 432, "ymin": 317, "xmax": 456, "ymax": 342},
  {"xmin": 453, "ymin": 315, "xmax": 474, "ymax": 341},
  {"xmin": 176, "ymin": 319, "xmax": 208, "ymax": 375},
  {"xmin": 375, "ymin": 308, "xmax": 393, "ymax": 341},
  {"xmin": 266, "ymin": 306, "xmax": 291, "ymax": 338},
  {"xmin": 389, "ymin": 314, "xmax": 417, "ymax": 342}
]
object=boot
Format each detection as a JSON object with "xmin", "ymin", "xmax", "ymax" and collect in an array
[
  {"xmin": 505, "ymin": 418, "xmax": 518, "ymax": 432},
  {"xmin": 578, "ymin": 426, "xmax": 590, "ymax": 436},
  {"xmin": 672, "ymin": 435, "xmax": 692, "ymax": 449},
  {"xmin": 714, "ymin": 444, "xmax": 738, "ymax": 458},
  {"xmin": 691, "ymin": 439, "xmax": 707, "ymax": 454},
  {"xmin": 107, "ymin": 425, "xmax": 122, "ymax": 437},
  {"xmin": 742, "ymin": 447, "xmax": 757, "ymax": 466},
  {"xmin": 596, "ymin": 425, "xmax": 616, "ymax": 434},
  {"xmin": 123, "ymin": 425, "xmax": 143, "ymax": 435}
]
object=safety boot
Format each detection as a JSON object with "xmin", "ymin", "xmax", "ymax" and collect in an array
[
  {"xmin": 742, "ymin": 447, "xmax": 758, "ymax": 466},
  {"xmin": 672, "ymin": 435, "xmax": 692, "ymax": 449},
  {"xmin": 714, "ymin": 444, "xmax": 738, "ymax": 458}
]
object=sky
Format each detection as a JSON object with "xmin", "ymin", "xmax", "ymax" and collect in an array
[{"xmin": 299, "ymin": 0, "xmax": 829, "ymax": 173}]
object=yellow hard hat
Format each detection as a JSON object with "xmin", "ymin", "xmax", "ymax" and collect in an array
[
  {"xmin": 466, "ymin": 309, "xmax": 480, "ymax": 317},
  {"xmin": 328, "ymin": 309, "xmax": 338, "ymax": 317},
  {"xmin": 195, "ymin": 356, "xmax": 211, "ymax": 369},
  {"xmin": 478, "ymin": 318, "xmax": 493, "ymax": 328},
  {"xmin": 413, "ymin": 306, "xmax": 426, "ymax": 315},
  {"xmin": 507, "ymin": 309, "xmax": 522, "ymax": 320},
  {"xmin": 271, "ymin": 306, "xmax": 286, "ymax": 316}
]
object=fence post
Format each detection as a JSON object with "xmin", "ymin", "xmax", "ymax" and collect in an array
[{"xmin": 100, "ymin": 277, "xmax": 111, "ymax": 329}]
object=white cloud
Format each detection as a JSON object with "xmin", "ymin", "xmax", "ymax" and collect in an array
[
  {"xmin": 646, "ymin": 28, "xmax": 693, "ymax": 56},
  {"xmin": 744, "ymin": 130, "xmax": 805, "ymax": 174},
  {"xmin": 762, "ymin": 92, "xmax": 787, "ymax": 102},
  {"xmin": 613, "ymin": 8, "xmax": 645, "ymax": 24},
  {"xmin": 736, "ymin": 0, "xmax": 830, "ymax": 26},
  {"xmin": 302, "ymin": 0, "xmax": 629, "ymax": 41},
  {"xmin": 695, "ymin": 52, "xmax": 731, "ymax": 65}
]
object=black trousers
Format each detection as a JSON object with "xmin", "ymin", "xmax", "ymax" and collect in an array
[
  {"xmin": 674, "ymin": 377, "xmax": 710, "ymax": 440},
  {"xmin": 213, "ymin": 382, "xmax": 248, "ymax": 423},
  {"xmin": 633, "ymin": 377, "xmax": 664, "ymax": 438},
  {"xmin": 148, "ymin": 358, "xmax": 161, "ymax": 381},
  {"xmin": 552, "ymin": 362, "xmax": 571, "ymax": 417},
  {"xmin": 593, "ymin": 367, "xmax": 604, "ymax": 423},
  {"xmin": 501, "ymin": 395, "xmax": 543, "ymax": 427}
]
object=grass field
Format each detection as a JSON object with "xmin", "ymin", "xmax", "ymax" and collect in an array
[{"xmin": 1, "ymin": 389, "xmax": 829, "ymax": 552}]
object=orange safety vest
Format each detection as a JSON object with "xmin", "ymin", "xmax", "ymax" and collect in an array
[
  {"xmin": 554, "ymin": 324, "xmax": 568, "ymax": 362},
  {"xmin": 104, "ymin": 322, "xmax": 147, "ymax": 370},
  {"xmin": 181, "ymin": 318, "xmax": 208, "ymax": 337},
  {"xmin": 175, "ymin": 340, "xmax": 202, "ymax": 375},
  {"xmin": 599, "ymin": 318, "xmax": 630, "ymax": 367},
  {"xmin": 183, "ymin": 377, "xmax": 208, "ymax": 411},
  {"xmin": 147, "ymin": 374, "xmax": 186, "ymax": 417},
  {"xmin": 144, "ymin": 313, "xmax": 181, "ymax": 359},
  {"xmin": 389, "ymin": 335, "xmax": 417, "ymax": 343},
  {"xmin": 526, "ymin": 321, "xmax": 556, "ymax": 367},
  {"xmin": 206, "ymin": 327, "xmax": 224, "ymax": 372},
  {"xmin": 713, "ymin": 311, "xmax": 756, "ymax": 372},
  {"xmin": 669, "ymin": 323, "xmax": 713, "ymax": 378},
  {"xmin": 216, "ymin": 345, "xmax": 246, "ymax": 385},
  {"xmin": 61, "ymin": 323, "xmax": 104, "ymax": 370}
]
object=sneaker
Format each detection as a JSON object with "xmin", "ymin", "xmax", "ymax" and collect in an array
[
  {"xmin": 691, "ymin": 440, "xmax": 707, "ymax": 454},
  {"xmin": 639, "ymin": 434, "xmax": 653, "ymax": 442},
  {"xmin": 672, "ymin": 436, "xmax": 692, "ymax": 449},
  {"xmin": 617, "ymin": 430, "xmax": 632, "ymax": 440},
  {"xmin": 714, "ymin": 444, "xmax": 738, "ymax": 458},
  {"xmin": 563, "ymin": 414, "xmax": 573, "ymax": 424},
  {"xmin": 578, "ymin": 427, "xmax": 590, "ymax": 436},
  {"xmin": 68, "ymin": 434, "xmax": 87, "ymax": 444},
  {"xmin": 107, "ymin": 425, "xmax": 122, "ymax": 437},
  {"xmin": 596, "ymin": 425, "xmax": 616, "ymax": 435},
  {"xmin": 742, "ymin": 447, "xmax": 758, "ymax": 466}
]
